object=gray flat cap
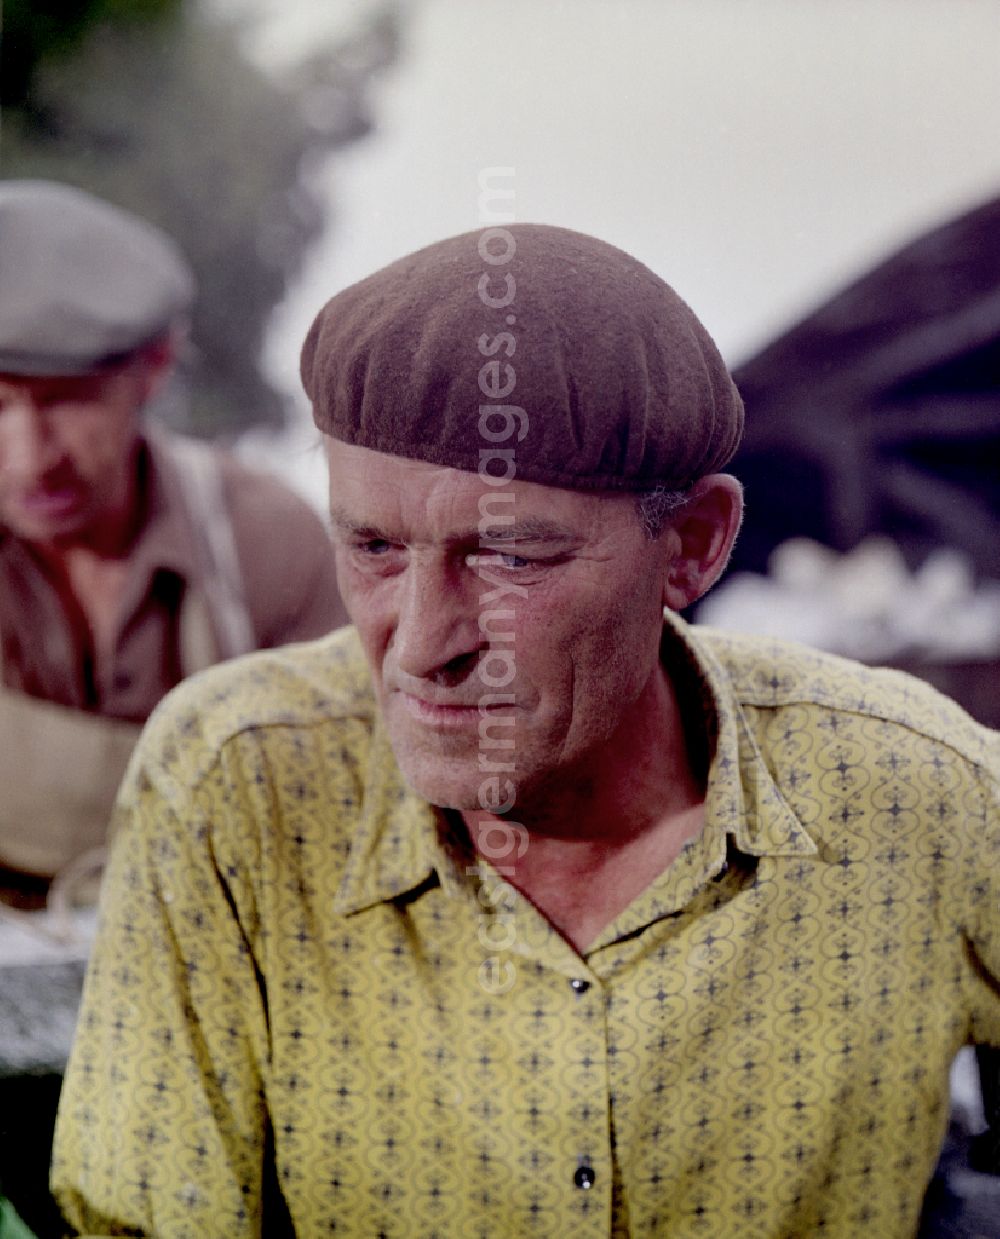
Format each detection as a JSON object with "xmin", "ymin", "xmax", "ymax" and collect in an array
[{"xmin": 0, "ymin": 180, "xmax": 194, "ymax": 376}]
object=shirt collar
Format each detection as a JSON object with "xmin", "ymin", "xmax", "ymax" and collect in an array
[
  {"xmin": 85, "ymin": 427, "xmax": 206, "ymax": 633},
  {"xmin": 663, "ymin": 609, "xmax": 816, "ymax": 861},
  {"xmin": 332, "ymin": 719, "xmax": 467, "ymax": 916},
  {"xmin": 126, "ymin": 425, "xmax": 203, "ymax": 582},
  {"xmin": 333, "ymin": 610, "xmax": 816, "ymax": 919}
]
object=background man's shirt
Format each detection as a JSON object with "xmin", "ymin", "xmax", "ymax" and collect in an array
[
  {"xmin": 0, "ymin": 431, "xmax": 346, "ymax": 721},
  {"xmin": 52, "ymin": 616, "xmax": 1000, "ymax": 1238}
]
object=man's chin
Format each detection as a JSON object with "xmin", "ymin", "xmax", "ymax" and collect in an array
[
  {"xmin": 3, "ymin": 507, "xmax": 86, "ymax": 544},
  {"xmin": 391, "ymin": 751, "xmax": 487, "ymax": 812},
  {"xmin": 398, "ymin": 768, "xmax": 484, "ymax": 811}
]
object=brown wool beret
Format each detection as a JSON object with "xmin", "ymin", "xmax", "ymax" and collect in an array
[
  {"xmin": 0, "ymin": 179, "xmax": 194, "ymax": 376},
  {"xmin": 302, "ymin": 223, "xmax": 743, "ymax": 492}
]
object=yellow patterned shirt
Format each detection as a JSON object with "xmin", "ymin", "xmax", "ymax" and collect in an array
[{"xmin": 52, "ymin": 617, "xmax": 1000, "ymax": 1238}]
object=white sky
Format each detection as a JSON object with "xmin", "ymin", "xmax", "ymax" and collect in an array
[{"xmin": 228, "ymin": 0, "xmax": 1000, "ymax": 505}]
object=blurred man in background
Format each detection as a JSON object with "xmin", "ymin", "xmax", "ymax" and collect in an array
[{"xmin": 0, "ymin": 179, "xmax": 347, "ymax": 909}]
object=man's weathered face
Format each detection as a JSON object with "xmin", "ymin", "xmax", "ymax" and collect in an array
[
  {"xmin": 0, "ymin": 367, "xmax": 146, "ymax": 545},
  {"xmin": 326, "ymin": 438, "xmax": 674, "ymax": 811}
]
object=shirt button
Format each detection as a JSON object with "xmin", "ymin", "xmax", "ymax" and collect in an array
[
  {"xmin": 569, "ymin": 978, "xmax": 590, "ymax": 994},
  {"xmin": 574, "ymin": 1165, "xmax": 596, "ymax": 1190}
]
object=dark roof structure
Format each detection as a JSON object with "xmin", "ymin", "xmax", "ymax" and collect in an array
[{"xmin": 728, "ymin": 193, "xmax": 1000, "ymax": 581}]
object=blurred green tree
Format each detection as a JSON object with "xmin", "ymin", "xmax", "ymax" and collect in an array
[{"xmin": 2, "ymin": 0, "xmax": 180, "ymax": 107}]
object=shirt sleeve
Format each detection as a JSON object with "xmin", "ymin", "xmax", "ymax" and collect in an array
[
  {"xmin": 963, "ymin": 756, "xmax": 1000, "ymax": 1048},
  {"xmin": 51, "ymin": 735, "xmax": 274, "ymax": 1237}
]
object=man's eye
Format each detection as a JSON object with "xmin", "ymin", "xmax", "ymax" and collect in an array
[
  {"xmin": 468, "ymin": 551, "xmax": 532, "ymax": 570},
  {"xmin": 355, "ymin": 539, "xmax": 394, "ymax": 556}
]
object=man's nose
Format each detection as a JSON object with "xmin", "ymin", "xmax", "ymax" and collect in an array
[
  {"xmin": 1, "ymin": 400, "xmax": 61, "ymax": 478},
  {"xmin": 392, "ymin": 558, "xmax": 483, "ymax": 683}
]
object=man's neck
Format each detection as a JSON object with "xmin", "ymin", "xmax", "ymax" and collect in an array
[
  {"xmin": 27, "ymin": 454, "xmax": 145, "ymax": 674},
  {"xmin": 461, "ymin": 666, "xmax": 708, "ymax": 952}
]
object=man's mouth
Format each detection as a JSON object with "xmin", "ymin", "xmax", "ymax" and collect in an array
[
  {"xmin": 398, "ymin": 691, "xmax": 514, "ymax": 728},
  {"xmin": 19, "ymin": 484, "xmax": 85, "ymax": 518}
]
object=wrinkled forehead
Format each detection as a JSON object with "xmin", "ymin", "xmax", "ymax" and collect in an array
[{"xmin": 324, "ymin": 436, "xmax": 639, "ymax": 541}]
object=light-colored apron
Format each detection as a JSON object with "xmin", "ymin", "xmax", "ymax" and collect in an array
[{"xmin": 0, "ymin": 437, "xmax": 254, "ymax": 879}]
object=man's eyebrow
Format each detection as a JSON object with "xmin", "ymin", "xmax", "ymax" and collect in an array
[
  {"xmin": 477, "ymin": 518, "xmax": 577, "ymax": 543},
  {"xmin": 328, "ymin": 508, "xmax": 578, "ymax": 545},
  {"xmin": 328, "ymin": 509, "xmax": 386, "ymax": 536}
]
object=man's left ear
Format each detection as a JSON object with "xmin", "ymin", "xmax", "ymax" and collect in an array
[
  {"xmin": 131, "ymin": 328, "xmax": 180, "ymax": 405},
  {"xmin": 660, "ymin": 474, "xmax": 743, "ymax": 611}
]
